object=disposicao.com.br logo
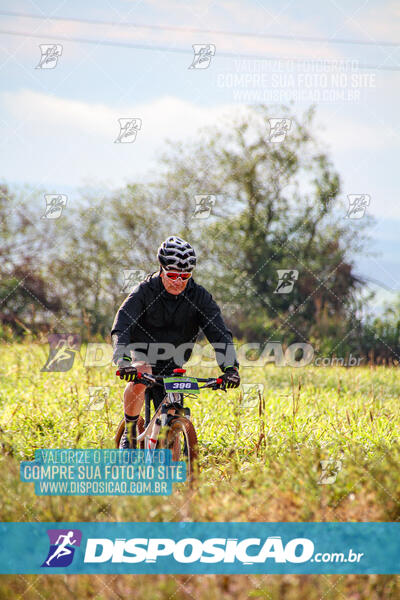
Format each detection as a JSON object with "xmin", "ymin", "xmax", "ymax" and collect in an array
[
  {"xmin": 1, "ymin": 522, "xmax": 392, "ymax": 575},
  {"xmin": 41, "ymin": 529, "xmax": 82, "ymax": 567},
  {"xmin": 82, "ymin": 536, "xmax": 363, "ymax": 565}
]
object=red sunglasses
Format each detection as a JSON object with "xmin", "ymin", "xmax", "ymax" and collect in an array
[{"xmin": 163, "ymin": 270, "xmax": 192, "ymax": 281}]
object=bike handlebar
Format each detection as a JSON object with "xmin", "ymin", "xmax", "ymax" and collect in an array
[{"xmin": 115, "ymin": 370, "xmax": 224, "ymax": 389}]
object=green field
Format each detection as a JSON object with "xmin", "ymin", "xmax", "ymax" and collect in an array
[{"xmin": 0, "ymin": 343, "xmax": 399, "ymax": 599}]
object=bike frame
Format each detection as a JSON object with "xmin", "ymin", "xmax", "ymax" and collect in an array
[
  {"xmin": 139, "ymin": 389, "xmax": 187, "ymax": 450},
  {"xmin": 117, "ymin": 370, "xmax": 223, "ymax": 451}
]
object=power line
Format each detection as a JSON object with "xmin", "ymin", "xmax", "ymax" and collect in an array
[
  {"xmin": 1, "ymin": 9, "xmax": 399, "ymax": 48},
  {"xmin": 361, "ymin": 275, "xmax": 398, "ymax": 292},
  {"xmin": 0, "ymin": 28, "xmax": 193, "ymax": 55},
  {"xmin": 0, "ymin": 28, "xmax": 399, "ymax": 71}
]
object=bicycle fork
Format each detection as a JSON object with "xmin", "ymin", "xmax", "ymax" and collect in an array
[{"xmin": 141, "ymin": 392, "xmax": 190, "ymax": 450}]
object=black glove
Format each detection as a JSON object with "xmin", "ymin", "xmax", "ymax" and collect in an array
[
  {"xmin": 221, "ymin": 366, "xmax": 240, "ymax": 389},
  {"xmin": 116, "ymin": 356, "xmax": 137, "ymax": 382}
]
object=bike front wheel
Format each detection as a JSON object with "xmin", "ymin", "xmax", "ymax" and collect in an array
[{"xmin": 165, "ymin": 417, "xmax": 198, "ymax": 481}]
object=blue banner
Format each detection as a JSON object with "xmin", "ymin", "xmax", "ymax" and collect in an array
[
  {"xmin": 20, "ymin": 450, "xmax": 186, "ymax": 495},
  {"xmin": 0, "ymin": 522, "xmax": 398, "ymax": 574}
]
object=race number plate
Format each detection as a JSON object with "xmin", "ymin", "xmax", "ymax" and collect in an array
[{"xmin": 164, "ymin": 377, "xmax": 200, "ymax": 394}]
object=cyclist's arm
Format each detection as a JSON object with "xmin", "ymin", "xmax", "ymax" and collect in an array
[
  {"xmin": 196, "ymin": 288, "xmax": 239, "ymax": 372},
  {"xmin": 111, "ymin": 289, "xmax": 145, "ymax": 365}
]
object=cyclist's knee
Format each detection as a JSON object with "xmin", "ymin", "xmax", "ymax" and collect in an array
[
  {"xmin": 124, "ymin": 382, "xmax": 145, "ymax": 410},
  {"xmin": 124, "ymin": 381, "xmax": 142, "ymax": 397}
]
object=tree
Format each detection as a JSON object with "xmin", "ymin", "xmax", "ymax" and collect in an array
[
  {"xmin": 1, "ymin": 105, "xmax": 374, "ymax": 354},
  {"xmin": 0, "ymin": 184, "xmax": 63, "ymax": 336},
  {"xmin": 150, "ymin": 105, "xmax": 372, "ymax": 345}
]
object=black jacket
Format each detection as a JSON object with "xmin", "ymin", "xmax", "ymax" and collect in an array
[{"xmin": 111, "ymin": 273, "xmax": 238, "ymax": 375}]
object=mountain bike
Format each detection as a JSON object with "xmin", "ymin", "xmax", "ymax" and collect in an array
[{"xmin": 114, "ymin": 368, "xmax": 224, "ymax": 480}]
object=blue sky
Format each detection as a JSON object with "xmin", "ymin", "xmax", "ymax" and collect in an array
[{"xmin": 1, "ymin": 0, "xmax": 399, "ymax": 311}]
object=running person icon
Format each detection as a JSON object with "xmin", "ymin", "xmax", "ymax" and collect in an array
[
  {"xmin": 45, "ymin": 335, "xmax": 77, "ymax": 370},
  {"xmin": 276, "ymin": 270, "xmax": 297, "ymax": 293},
  {"xmin": 45, "ymin": 531, "xmax": 77, "ymax": 566}
]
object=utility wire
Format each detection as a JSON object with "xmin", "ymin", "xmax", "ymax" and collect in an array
[
  {"xmin": 361, "ymin": 275, "xmax": 399, "ymax": 292},
  {"xmin": 0, "ymin": 9, "xmax": 399, "ymax": 48},
  {"xmin": 0, "ymin": 28, "xmax": 399, "ymax": 71}
]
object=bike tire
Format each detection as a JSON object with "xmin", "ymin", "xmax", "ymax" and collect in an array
[
  {"xmin": 114, "ymin": 416, "xmax": 145, "ymax": 449},
  {"xmin": 165, "ymin": 417, "xmax": 199, "ymax": 481}
]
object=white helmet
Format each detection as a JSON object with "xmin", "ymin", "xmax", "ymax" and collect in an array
[{"xmin": 157, "ymin": 236, "xmax": 196, "ymax": 272}]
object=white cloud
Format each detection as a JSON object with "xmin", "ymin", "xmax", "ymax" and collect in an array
[
  {"xmin": 1, "ymin": 90, "xmax": 398, "ymax": 219},
  {"xmin": 0, "ymin": 90, "xmax": 241, "ymax": 187},
  {"xmin": 1, "ymin": 88, "xmax": 235, "ymax": 139}
]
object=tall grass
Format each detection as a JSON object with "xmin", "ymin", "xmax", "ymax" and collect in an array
[{"xmin": 0, "ymin": 343, "xmax": 399, "ymax": 599}]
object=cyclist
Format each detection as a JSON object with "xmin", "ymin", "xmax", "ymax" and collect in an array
[{"xmin": 111, "ymin": 236, "xmax": 240, "ymax": 449}]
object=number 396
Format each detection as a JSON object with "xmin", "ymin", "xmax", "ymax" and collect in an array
[{"xmin": 172, "ymin": 382, "xmax": 192, "ymax": 389}]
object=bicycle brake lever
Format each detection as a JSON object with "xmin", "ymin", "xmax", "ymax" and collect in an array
[{"xmin": 210, "ymin": 380, "xmax": 226, "ymax": 392}]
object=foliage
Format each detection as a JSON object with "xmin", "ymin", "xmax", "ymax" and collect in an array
[
  {"xmin": 1, "ymin": 106, "xmax": 398, "ymax": 361},
  {"xmin": 156, "ymin": 106, "xmax": 370, "ymax": 343}
]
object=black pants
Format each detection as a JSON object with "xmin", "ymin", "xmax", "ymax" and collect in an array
[
  {"xmin": 149, "ymin": 385, "xmax": 166, "ymax": 411},
  {"xmin": 143, "ymin": 385, "xmax": 166, "ymax": 427}
]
